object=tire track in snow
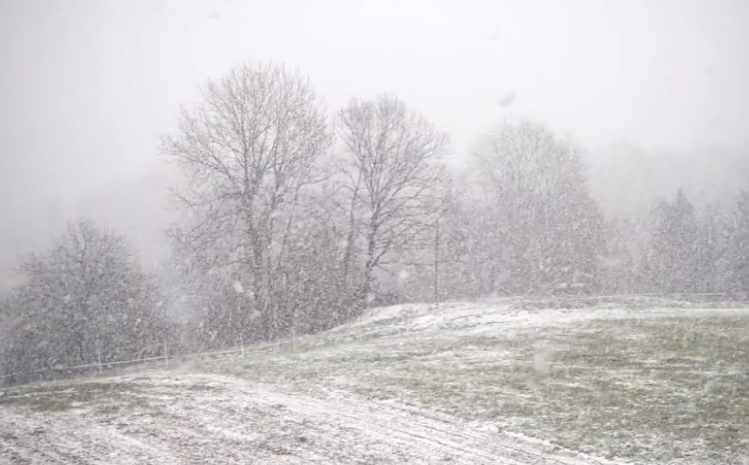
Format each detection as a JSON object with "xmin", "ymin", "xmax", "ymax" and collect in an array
[
  {"xmin": 1, "ymin": 372, "xmax": 626, "ymax": 464},
  {"xmin": 175, "ymin": 373, "xmax": 622, "ymax": 465}
]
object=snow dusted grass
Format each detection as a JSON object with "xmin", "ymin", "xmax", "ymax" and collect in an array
[
  {"xmin": 0, "ymin": 381, "xmax": 152, "ymax": 414},
  {"xmin": 1, "ymin": 372, "xmax": 618, "ymax": 464},
  {"xmin": 212, "ymin": 300, "xmax": 749, "ymax": 465},
  {"xmin": 1, "ymin": 299, "xmax": 748, "ymax": 464}
]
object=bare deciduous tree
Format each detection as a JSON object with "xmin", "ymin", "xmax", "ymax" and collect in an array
[
  {"xmin": 337, "ymin": 95, "xmax": 448, "ymax": 306},
  {"xmin": 162, "ymin": 62, "xmax": 331, "ymax": 340}
]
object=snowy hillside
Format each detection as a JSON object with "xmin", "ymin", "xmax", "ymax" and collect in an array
[{"xmin": 2, "ymin": 300, "xmax": 748, "ymax": 465}]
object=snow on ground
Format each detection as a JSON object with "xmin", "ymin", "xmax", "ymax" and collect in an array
[
  {"xmin": 2, "ymin": 299, "xmax": 748, "ymax": 464},
  {"xmin": 347, "ymin": 299, "xmax": 749, "ymax": 336},
  {"xmin": 1, "ymin": 371, "xmax": 621, "ymax": 465}
]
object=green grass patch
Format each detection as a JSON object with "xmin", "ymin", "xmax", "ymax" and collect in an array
[{"xmin": 0, "ymin": 381, "xmax": 152, "ymax": 413}]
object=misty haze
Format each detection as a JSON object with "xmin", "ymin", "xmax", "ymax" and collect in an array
[{"xmin": 1, "ymin": 1, "xmax": 748, "ymax": 464}]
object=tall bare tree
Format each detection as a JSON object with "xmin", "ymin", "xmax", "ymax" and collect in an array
[
  {"xmin": 162, "ymin": 62, "xmax": 331, "ymax": 340},
  {"xmin": 337, "ymin": 95, "xmax": 448, "ymax": 306}
]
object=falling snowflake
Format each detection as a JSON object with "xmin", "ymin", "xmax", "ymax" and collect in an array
[{"xmin": 497, "ymin": 91, "xmax": 516, "ymax": 108}]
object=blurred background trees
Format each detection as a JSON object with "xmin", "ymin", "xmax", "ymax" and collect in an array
[
  {"xmin": 2, "ymin": 60, "xmax": 748, "ymax": 383},
  {"xmin": 470, "ymin": 121, "xmax": 604, "ymax": 294}
]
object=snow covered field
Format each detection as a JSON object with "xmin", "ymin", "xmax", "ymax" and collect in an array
[{"xmin": 2, "ymin": 299, "xmax": 748, "ymax": 464}]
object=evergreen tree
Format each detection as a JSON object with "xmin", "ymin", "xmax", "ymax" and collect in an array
[
  {"xmin": 693, "ymin": 203, "xmax": 732, "ymax": 292},
  {"xmin": 600, "ymin": 217, "xmax": 639, "ymax": 294},
  {"xmin": 645, "ymin": 189, "xmax": 699, "ymax": 292},
  {"xmin": 730, "ymin": 190, "xmax": 749, "ymax": 294}
]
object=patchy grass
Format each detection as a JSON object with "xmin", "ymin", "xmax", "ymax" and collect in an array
[
  {"xmin": 0, "ymin": 380, "xmax": 152, "ymax": 413},
  {"xmin": 213, "ymin": 303, "xmax": 749, "ymax": 465},
  {"xmin": 2, "ymin": 301, "xmax": 747, "ymax": 464}
]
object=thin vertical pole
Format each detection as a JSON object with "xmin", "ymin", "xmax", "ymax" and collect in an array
[
  {"xmin": 433, "ymin": 218, "xmax": 440, "ymax": 303},
  {"xmin": 291, "ymin": 325, "xmax": 296, "ymax": 353}
]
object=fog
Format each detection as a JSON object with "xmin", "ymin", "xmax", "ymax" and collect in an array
[
  {"xmin": 2, "ymin": 5, "xmax": 749, "ymax": 462},
  {"xmin": 2, "ymin": 0, "xmax": 748, "ymax": 289}
]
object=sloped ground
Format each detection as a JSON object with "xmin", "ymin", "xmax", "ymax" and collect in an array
[
  {"xmin": 0, "ymin": 372, "xmax": 620, "ymax": 465},
  {"xmin": 1, "ymin": 299, "xmax": 748, "ymax": 464}
]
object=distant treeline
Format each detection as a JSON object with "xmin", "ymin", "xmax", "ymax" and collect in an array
[{"xmin": 2, "ymin": 62, "xmax": 748, "ymax": 384}]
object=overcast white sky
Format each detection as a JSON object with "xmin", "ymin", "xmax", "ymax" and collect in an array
[{"xmin": 1, "ymin": 0, "xmax": 748, "ymax": 281}]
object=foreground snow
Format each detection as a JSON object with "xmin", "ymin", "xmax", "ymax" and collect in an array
[
  {"xmin": 1, "ymin": 371, "xmax": 625, "ymax": 465},
  {"xmin": 2, "ymin": 299, "xmax": 748, "ymax": 464}
]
